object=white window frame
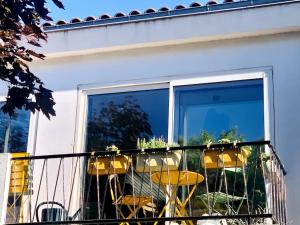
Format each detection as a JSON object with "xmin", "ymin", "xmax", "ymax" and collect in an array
[
  {"xmin": 74, "ymin": 82, "xmax": 169, "ymax": 155},
  {"xmin": 75, "ymin": 69, "xmax": 274, "ymax": 154},
  {"xmin": 168, "ymin": 71, "xmax": 273, "ymax": 143}
]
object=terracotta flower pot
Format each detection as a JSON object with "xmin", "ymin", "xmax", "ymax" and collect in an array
[
  {"xmin": 87, "ymin": 155, "xmax": 131, "ymax": 175},
  {"xmin": 202, "ymin": 147, "xmax": 251, "ymax": 169}
]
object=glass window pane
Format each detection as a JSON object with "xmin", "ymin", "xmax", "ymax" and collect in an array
[
  {"xmin": 86, "ymin": 88, "xmax": 169, "ymax": 150},
  {"xmin": 174, "ymin": 79, "xmax": 264, "ymax": 145},
  {"xmin": 84, "ymin": 88, "xmax": 169, "ymax": 219},
  {"xmin": 0, "ymin": 103, "xmax": 30, "ymax": 153}
]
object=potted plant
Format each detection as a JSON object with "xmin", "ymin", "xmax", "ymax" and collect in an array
[
  {"xmin": 201, "ymin": 129, "xmax": 251, "ymax": 169},
  {"xmin": 87, "ymin": 145, "xmax": 131, "ymax": 175},
  {"xmin": 135, "ymin": 137, "xmax": 181, "ymax": 173}
]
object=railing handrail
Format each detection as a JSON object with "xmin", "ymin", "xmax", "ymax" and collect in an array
[
  {"xmin": 5, "ymin": 213, "xmax": 273, "ymax": 225},
  {"xmin": 11, "ymin": 140, "xmax": 271, "ymax": 160},
  {"xmin": 268, "ymin": 144, "xmax": 287, "ymax": 175}
]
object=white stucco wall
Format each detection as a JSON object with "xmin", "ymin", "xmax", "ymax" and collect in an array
[
  {"xmin": 2, "ymin": 1, "xmax": 300, "ymax": 223},
  {"xmin": 30, "ymin": 32, "xmax": 300, "ymax": 223}
]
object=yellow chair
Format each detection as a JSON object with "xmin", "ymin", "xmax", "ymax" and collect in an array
[
  {"xmin": 6, "ymin": 152, "xmax": 30, "ymax": 223},
  {"xmin": 9, "ymin": 152, "xmax": 30, "ymax": 194},
  {"xmin": 108, "ymin": 174, "xmax": 153, "ymax": 225}
]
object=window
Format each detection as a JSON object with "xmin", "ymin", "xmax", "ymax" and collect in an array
[
  {"xmin": 86, "ymin": 88, "xmax": 169, "ymax": 151},
  {"xmin": 0, "ymin": 103, "xmax": 30, "ymax": 153},
  {"xmin": 84, "ymin": 88, "xmax": 169, "ymax": 219},
  {"xmin": 173, "ymin": 79, "xmax": 264, "ymax": 145}
]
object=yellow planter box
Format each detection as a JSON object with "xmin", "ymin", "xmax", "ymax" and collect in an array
[
  {"xmin": 201, "ymin": 147, "xmax": 251, "ymax": 169},
  {"xmin": 87, "ymin": 155, "xmax": 131, "ymax": 175},
  {"xmin": 9, "ymin": 153, "xmax": 30, "ymax": 194},
  {"xmin": 135, "ymin": 151, "xmax": 182, "ymax": 173}
]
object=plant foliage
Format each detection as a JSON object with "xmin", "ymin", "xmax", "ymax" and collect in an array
[
  {"xmin": 87, "ymin": 96, "xmax": 153, "ymax": 150},
  {"xmin": 137, "ymin": 137, "xmax": 179, "ymax": 149},
  {"xmin": 0, "ymin": 0, "xmax": 65, "ymax": 118}
]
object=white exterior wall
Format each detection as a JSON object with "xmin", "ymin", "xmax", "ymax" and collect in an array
[{"xmin": 2, "ymin": 1, "xmax": 300, "ymax": 223}]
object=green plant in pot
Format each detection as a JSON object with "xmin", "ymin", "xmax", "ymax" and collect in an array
[
  {"xmin": 201, "ymin": 129, "xmax": 251, "ymax": 169},
  {"xmin": 135, "ymin": 137, "xmax": 181, "ymax": 173},
  {"xmin": 87, "ymin": 145, "xmax": 131, "ymax": 175}
]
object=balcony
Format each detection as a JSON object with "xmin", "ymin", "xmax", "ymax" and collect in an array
[{"xmin": 5, "ymin": 141, "xmax": 286, "ymax": 225}]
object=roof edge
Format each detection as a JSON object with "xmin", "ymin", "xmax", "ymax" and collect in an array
[{"xmin": 44, "ymin": 0, "xmax": 300, "ymax": 32}]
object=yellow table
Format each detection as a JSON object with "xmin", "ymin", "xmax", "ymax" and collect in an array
[{"xmin": 151, "ymin": 171, "xmax": 204, "ymax": 225}]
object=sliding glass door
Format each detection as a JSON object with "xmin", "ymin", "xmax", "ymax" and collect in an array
[
  {"xmin": 82, "ymin": 75, "xmax": 267, "ymax": 219},
  {"xmin": 173, "ymin": 79, "xmax": 264, "ymax": 146}
]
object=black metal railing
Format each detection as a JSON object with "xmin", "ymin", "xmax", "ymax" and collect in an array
[{"xmin": 5, "ymin": 141, "xmax": 286, "ymax": 225}]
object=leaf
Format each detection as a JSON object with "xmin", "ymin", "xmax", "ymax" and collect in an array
[
  {"xmin": 52, "ymin": 0, "xmax": 65, "ymax": 9},
  {"xmin": 0, "ymin": 0, "xmax": 61, "ymax": 118},
  {"xmin": 27, "ymin": 50, "xmax": 45, "ymax": 59}
]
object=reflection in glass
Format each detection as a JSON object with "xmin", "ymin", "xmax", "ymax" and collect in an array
[
  {"xmin": 85, "ymin": 88, "xmax": 169, "ymax": 219},
  {"xmin": 0, "ymin": 103, "xmax": 30, "ymax": 153},
  {"xmin": 174, "ymin": 79, "xmax": 264, "ymax": 145},
  {"xmin": 173, "ymin": 80, "xmax": 265, "ymax": 216},
  {"xmin": 86, "ymin": 89, "xmax": 169, "ymax": 150}
]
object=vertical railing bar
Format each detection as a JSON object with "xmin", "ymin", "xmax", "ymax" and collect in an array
[
  {"xmin": 172, "ymin": 149, "xmax": 182, "ymax": 219},
  {"xmin": 96, "ymin": 157, "xmax": 101, "ymax": 219},
  {"xmin": 113, "ymin": 155, "xmax": 118, "ymax": 219},
  {"xmin": 50, "ymin": 158, "xmax": 63, "ymax": 213},
  {"xmin": 276, "ymin": 159, "xmax": 280, "ymax": 223},
  {"xmin": 250, "ymin": 145, "xmax": 259, "ymax": 214},
  {"xmin": 280, "ymin": 162, "xmax": 284, "ymax": 224},
  {"xmin": 231, "ymin": 146, "xmax": 239, "ymax": 213},
  {"xmin": 185, "ymin": 150, "xmax": 192, "ymax": 217},
  {"xmin": 100, "ymin": 161, "xmax": 109, "ymax": 219},
  {"xmin": 241, "ymin": 146, "xmax": 250, "ymax": 215},
  {"xmin": 79, "ymin": 156, "xmax": 85, "ymax": 221},
  {"xmin": 45, "ymin": 159, "xmax": 49, "ymax": 221},
  {"xmin": 28, "ymin": 159, "xmax": 32, "ymax": 223},
  {"xmin": 203, "ymin": 149, "xmax": 211, "ymax": 215},
  {"xmin": 66, "ymin": 156, "xmax": 79, "ymax": 216},
  {"xmin": 274, "ymin": 156, "xmax": 279, "ymax": 222},
  {"xmin": 165, "ymin": 150, "xmax": 171, "ymax": 221},
  {"xmin": 259, "ymin": 145, "xmax": 268, "ymax": 215},
  {"xmin": 271, "ymin": 154, "xmax": 276, "ymax": 222},
  {"xmin": 77, "ymin": 155, "xmax": 83, "ymax": 221},
  {"xmin": 191, "ymin": 148, "xmax": 201, "ymax": 215},
  {"xmin": 32, "ymin": 159, "xmax": 46, "ymax": 221},
  {"xmin": 62, "ymin": 158, "xmax": 66, "ymax": 216},
  {"xmin": 148, "ymin": 153, "xmax": 155, "ymax": 218},
  {"xmin": 280, "ymin": 164, "xmax": 284, "ymax": 224},
  {"xmin": 220, "ymin": 150, "xmax": 230, "ymax": 213},
  {"xmin": 13, "ymin": 160, "xmax": 16, "ymax": 223},
  {"xmin": 84, "ymin": 156, "xmax": 93, "ymax": 220},
  {"xmin": 211, "ymin": 148, "xmax": 221, "ymax": 214},
  {"xmin": 154, "ymin": 152, "xmax": 163, "ymax": 218},
  {"xmin": 130, "ymin": 153, "xmax": 136, "ymax": 218},
  {"xmin": 136, "ymin": 152, "xmax": 145, "ymax": 219},
  {"xmin": 283, "ymin": 171, "xmax": 287, "ymax": 224},
  {"xmin": 277, "ymin": 162, "xmax": 281, "ymax": 224}
]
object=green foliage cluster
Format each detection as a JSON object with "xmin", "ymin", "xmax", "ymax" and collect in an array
[
  {"xmin": 137, "ymin": 137, "xmax": 179, "ymax": 149},
  {"xmin": 0, "ymin": 0, "xmax": 64, "ymax": 118},
  {"xmin": 186, "ymin": 128, "xmax": 266, "ymax": 214},
  {"xmin": 87, "ymin": 97, "xmax": 153, "ymax": 150},
  {"xmin": 188, "ymin": 128, "xmax": 245, "ymax": 146}
]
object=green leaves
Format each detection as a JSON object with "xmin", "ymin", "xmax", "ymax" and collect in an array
[
  {"xmin": 52, "ymin": 0, "xmax": 65, "ymax": 9},
  {"xmin": 0, "ymin": 0, "xmax": 64, "ymax": 118}
]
